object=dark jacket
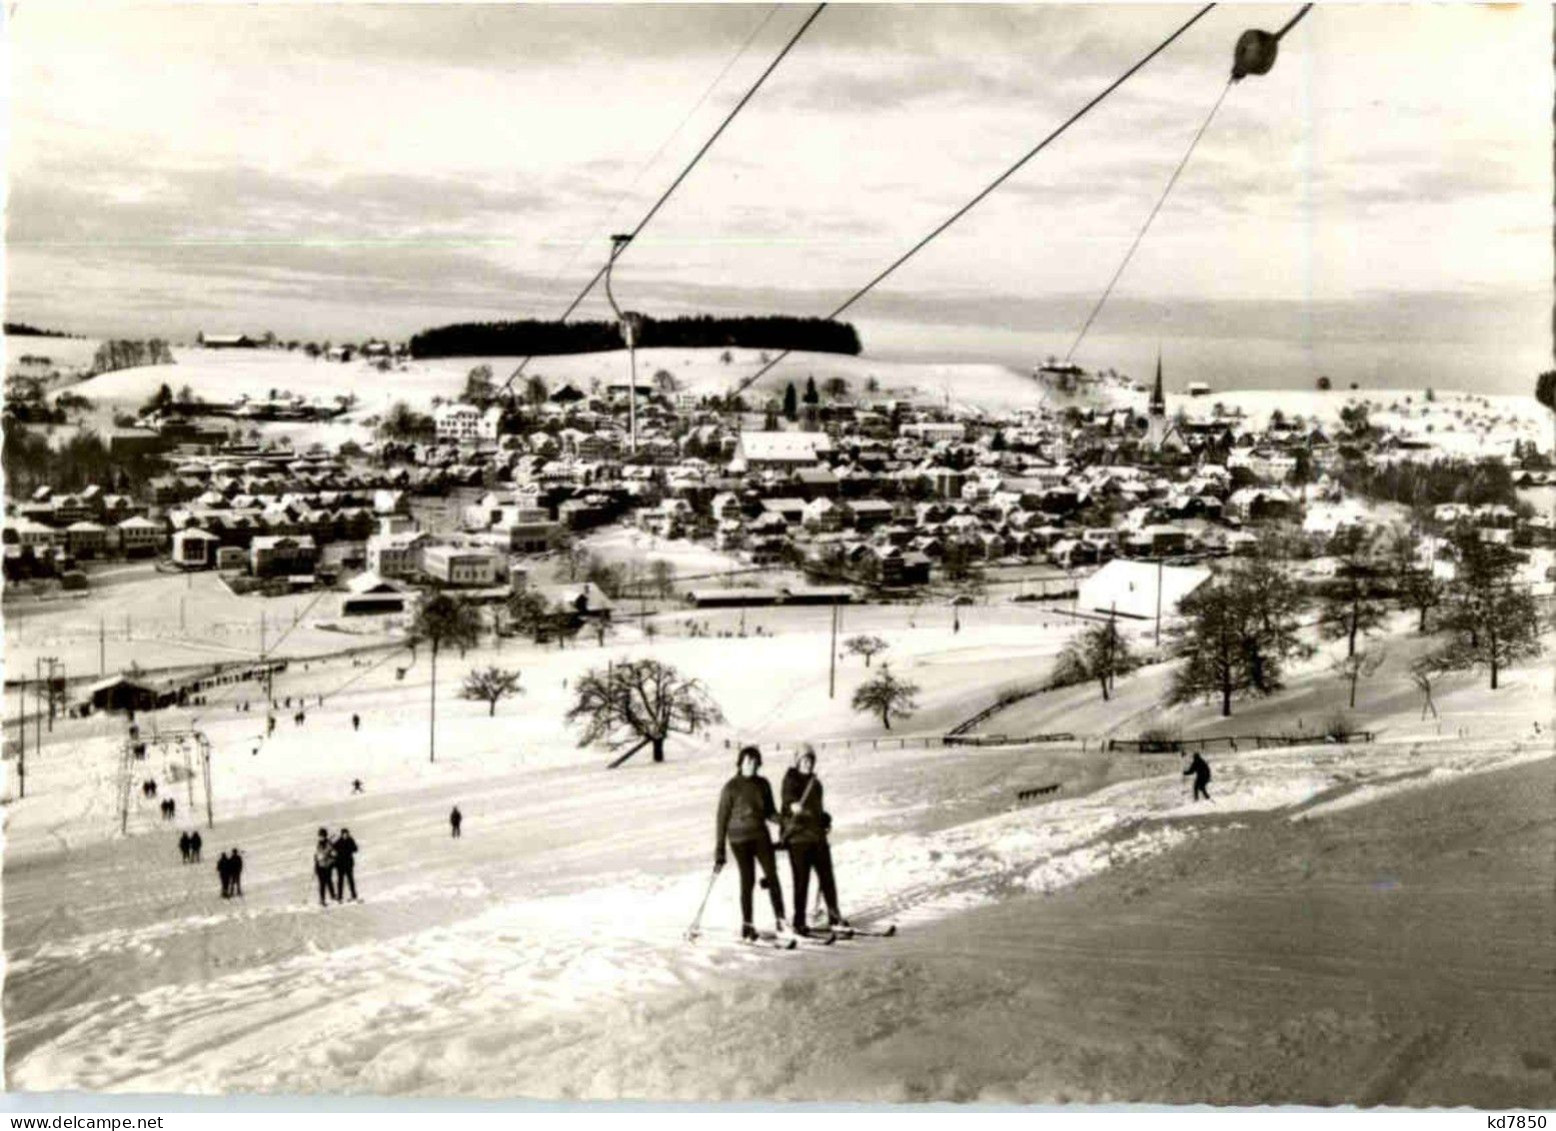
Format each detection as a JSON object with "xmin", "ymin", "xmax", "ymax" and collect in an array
[
  {"xmin": 715, "ymin": 774, "xmax": 777, "ymax": 858},
  {"xmin": 780, "ymin": 767, "xmax": 828, "ymax": 845},
  {"xmin": 1184, "ymin": 754, "xmax": 1211, "ymax": 784},
  {"xmin": 230, "ymin": 851, "xmax": 243, "ymax": 876},
  {"xmin": 333, "ymin": 834, "xmax": 358, "ymax": 869},
  {"xmin": 216, "ymin": 853, "xmax": 230, "ymax": 880}
]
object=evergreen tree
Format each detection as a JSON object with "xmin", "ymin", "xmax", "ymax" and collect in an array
[{"xmin": 783, "ymin": 382, "xmax": 798, "ymax": 422}]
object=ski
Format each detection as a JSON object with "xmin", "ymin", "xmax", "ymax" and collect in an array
[
  {"xmin": 744, "ymin": 933, "xmax": 797, "ymax": 951},
  {"xmin": 791, "ymin": 929, "xmax": 838, "ymax": 947},
  {"xmin": 826, "ymin": 923, "xmax": 897, "ymax": 939}
]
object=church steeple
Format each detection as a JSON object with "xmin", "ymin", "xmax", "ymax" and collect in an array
[{"xmin": 1150, "ymin": 351, "xmax": 1166, "ymax": 417}]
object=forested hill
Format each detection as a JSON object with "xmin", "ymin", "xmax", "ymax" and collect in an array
[{"xmin": 409, "ymin": 315, "xmax": 861, "ymax": 360}]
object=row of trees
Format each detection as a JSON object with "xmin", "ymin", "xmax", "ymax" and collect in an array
[
  {"xmin": 91, "ymin": 339, "xmax": 175, "ymax": 376},
  {"xmin": 409, "ymin": 315, "xmax": 861, "ymax": 360},
  {"xmin": 1332, "ymin": 455, "xmax": 1522, "ymax": 513},
  {"xmin": 1049, "ymin": 523, "xmax": 1545, "ymax": 720}
]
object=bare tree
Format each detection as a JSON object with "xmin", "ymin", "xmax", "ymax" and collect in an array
[
  {"xmin": 1329, "ymin": 646, "xmax": 1386, "ymax": 710},
  {"xmin": 843, "ymin": 634, "xmax": 889, "ymax": 668},
  {"xmin": 649, "ymin": 559, "xmax": 676, "ymax": 598},
  {"xmin": 1052, "ymin": 617, "xmax": 1138, "ymax": 701},
  {"xmin": 460, "ymin": 665, "xmax": 524, "ymax": 716},
  {"xmin": 1319, "ymin": 527, "xmax": 1388, "ymax": 658},
  {"xmin": 851, "ymin": 664, "xmax": 919, "ymax": 731},
  {"xmin": 567, "ymin": 659, "xmax": 724, "ymax": 766},
  {"xmin": 1434, "ymin": 524, "xmax": 1545, "ymax": 689}
]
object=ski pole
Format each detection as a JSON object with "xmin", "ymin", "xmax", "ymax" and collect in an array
[{"xmin": 685, "ymin": 865, "xmax": 721, "ymax": 942}]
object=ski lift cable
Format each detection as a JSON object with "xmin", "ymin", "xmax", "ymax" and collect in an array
[
  {"xmin": 1062, "ymin": 77, "xmax": 1234, "ymax": 365},
  {"xmin": 532, "ymin": 5, "xmax": 784, "ymax": 314},
  {"xmin": 498, "ymin": 3, "xmax": 828, "ymax": 396},
  {"xmin": 725, "ymin": 3, "xmax": 1218, "ymax": 405},
  {"xmin": 1064, "ymin": 1, "xmax": 1313, "ymax": 365}
]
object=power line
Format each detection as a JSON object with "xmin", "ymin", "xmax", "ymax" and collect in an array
[
  {"xmin": 499, "ymin": 3, "xmax": 827, "ymax": 396},
  {"xmin": 726, "ymin": 4, "xmax": 1217, "ymax": 405},
  {"xmin": 1064, "ymin": 77, "xmax": 1233, "ymax": 364}
]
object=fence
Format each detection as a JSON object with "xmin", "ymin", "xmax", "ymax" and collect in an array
[
  {"xmin": 944, "ymin": 732, "xmax": 1075, "ymax": 748},
  {"xmin": 1104, "ymin": 731, "xmax": 1376, "ymax": 755}
]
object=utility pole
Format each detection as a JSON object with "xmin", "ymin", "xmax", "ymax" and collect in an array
[
  {"xmin": 1154, "ymin": 556, "xmax": 1164, "ymax": 648},
  {"xmin": 604, "ymin": 233, "xmax": 640, "ymax": 457},
  {"xmin": 429, "ymin": 642, "xmax": 437, "ymax": 765},
  {"xmin": 828, "ymin": 600, "xmax": 839, "ymax": 700},
  {"xmin": 17, "ymin": 680, "xmax": 26, "ymax": 800},
  {"xmin": 100, "ymin": 616, "xmax": 106, "ymax": 677}
]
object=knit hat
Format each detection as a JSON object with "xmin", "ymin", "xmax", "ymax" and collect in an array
[
  {"xmin": 792, "ymin": 744, "xmax": 817, "ymax": 770},
  {"xmin": 736, "ymin": 745, "xmax": 762, "ymax": 770}
]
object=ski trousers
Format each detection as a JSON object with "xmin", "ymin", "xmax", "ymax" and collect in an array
[
  {"xmin": 316, "ymin": 866, "xmax": 336, "ymax": 905},
  {"xmin": 788, "ymin": 839, "xmax": 839, "ymax": 930},
  {"xmin": 729, "ymin": 838, "xmax": 784, "ymax": 929},
  {"xmin": 335, "ymin": 863, "xmax": 356, "ymax": 900}
]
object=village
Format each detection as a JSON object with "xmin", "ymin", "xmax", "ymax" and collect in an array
[{"xmin": 7, "ymin": 335, "xmax": 1555, "ymax": 714}]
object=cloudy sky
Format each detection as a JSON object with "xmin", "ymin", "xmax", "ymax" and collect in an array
[{"xmin": 6, "ymin": 3, "xmax": 1552, "ymax": 391}]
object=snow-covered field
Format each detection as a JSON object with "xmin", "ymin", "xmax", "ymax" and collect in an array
[{"xmin": 4, "ymin": 591, "xmax": 1550, "ymax": 1097}]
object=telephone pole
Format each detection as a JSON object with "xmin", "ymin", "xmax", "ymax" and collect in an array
[
  {"xmin": 828, "ymin": 601, "xmax": 839, "ymax": 699},
  {"xmin": 1154, "ymin": 556, "xmax": 1164, "ymax": 648},
  {"xmin": 100, "ymin": 616, "xmax": 106, "ymax": 677}
]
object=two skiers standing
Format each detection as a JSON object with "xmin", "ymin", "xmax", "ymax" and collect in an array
[
  {"xmin": 178, "ymin": 829, "xmax": 203, "ymax": 863},
  {"xmin": 715, "ymin": 745, "xmax": 849, "ymax": 941},
  {"xmin": 313, "ymin": 827, "xmax": 361, "ymax": 906},
  {"xmin": 216, "ymin": 848, "xmax": 244, "ymax": 898}
]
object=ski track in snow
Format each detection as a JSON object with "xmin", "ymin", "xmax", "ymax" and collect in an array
[{"xmin": 7, "ymin": 727, "xmax": 1548, "ymax": 1097}]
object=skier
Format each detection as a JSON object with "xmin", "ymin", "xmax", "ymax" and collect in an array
[
  {"xmin": 179, "ymin": 830, "xmax": 192, "ymax": 864},
  {"xmin": 1185, "ymin": 752, "xmax": 1212, "ymax": 802},
  {"xmin": 216, "ymin": 850, "xmax": 232, "ymax": 898},
  {"xmin": 266, "ymin": 714, "xmax": 276, "ymax": 737},
  {"xmin": 229, "ymin": 848, "xmax": 244, "ymax": 897},
  {"xmin": 780, "ymin": 746, "xmax": 846, "ymax": 935},
  {"xmin": 352, "ymin": 713, "xmax": 360, "ymax": 732},
  {"xmin": 313, "ymin": 829, "xmax": 338, "ymax": 906},
  {"xmin": 351, "ymin": 778, "xmax": 364, "ymax": 794},
  {"xmin": 714, "ymin": 746, "xmax": 788, "ymax": 942},
  {"xmin": 450, "ymin": 806, "xmax": 462, "ymax": 838},
  {"xmin": 333, "ymin": 827, "xmax": 359, "ymax": 901},
  {"xmin": 190, "ymin": 830, "xmax": 202, "ymax": 862}
]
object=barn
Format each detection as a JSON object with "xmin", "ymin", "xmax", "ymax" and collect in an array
[{"xmin": 1076, "ymin": 558, "xmax": 1212, "ymax": 622}]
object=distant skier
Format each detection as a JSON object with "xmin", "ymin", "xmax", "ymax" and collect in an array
[
  {"xmin": 352, "ymin": 778, "xmax": 364, "ymax": 794},
  {"xmin": 352, "ymin": 714, "xmax": 360, "ymax": 732},
  {"xmin": 780, "ymin": 746, "xmax": 846, "ymax": 935},
  {"xmin": 190, "ymin": 830, "xmax": 202, "ymax": 862},
  {"xmin": 333, "ymin": 827, "xmax": 359, "ymax": 901},
  {"xmin": 450, "ymin": 806, "xmax": 462, "ymax": 838},
  {"xmin": 216, "ymin": 851, "xmax": 232, "ymax": 898},
  {"xmin": 267, "ymin": 714, "xmax": 276, "ymax": 737},
  {"xmin": 229, "ymin": 848, "xmax": 244, "ymax": 897},
  {"xmin": 314, "ymin": 829, "xmax": 338, "ymax": 906},
  {"xmin": 714, "ymin": 746, "xmax": 787, "ymax": 942},
  {"xmin": 1185, "ymin": 752, "xmax": 1212, "ymax": 802},
  {"xmin": 179, "ymin": 831, "xmax": 192, "ymax": 863}
]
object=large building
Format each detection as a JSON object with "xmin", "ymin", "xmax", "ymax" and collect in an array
[
  {"xmin": 434, "ymin": 403, "xmax": 483, "ymax": 442},
  {"xmin": 420, "ymin": 544, "xmax": 505, "ymax": 587},
  {"xmin": 734, "ymin": 431, "xmax": 832, "ymax": 471}
]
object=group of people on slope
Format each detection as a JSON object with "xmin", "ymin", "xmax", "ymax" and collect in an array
[
  {"xmin": 714, "ymin": 745, "xmax": 846, "ymax": 941},
  {"xmin": 313, "ymin": 827, "xmax": 360, "ymax": 906}
]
